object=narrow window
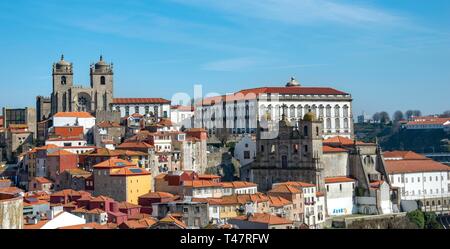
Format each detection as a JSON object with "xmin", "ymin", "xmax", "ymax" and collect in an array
[{"xmin": 100, "ymin": 76, "xmax": 106, "ymax": 85}]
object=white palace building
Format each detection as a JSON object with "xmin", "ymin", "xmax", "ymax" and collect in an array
[{"xmin": 194, "ymin": 77, "xmax": 353, "ymax": 139}]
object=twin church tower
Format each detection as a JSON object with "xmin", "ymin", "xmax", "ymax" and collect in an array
[{"xmin": 37, "ymin": 55, "xmax": 114, "ymax": 121}]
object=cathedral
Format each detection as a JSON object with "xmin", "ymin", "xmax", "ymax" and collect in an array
[
  {"xmin": 247, "ymin": 111, "xmax": 325, "ymax": 191},
  {"xmin": 37, "ymin": 55, "xmax": 114, "ymax": 121}
]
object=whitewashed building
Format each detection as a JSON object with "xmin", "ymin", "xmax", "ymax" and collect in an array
[
  {"xmin": 51, "ymin": 112, "xmax": 95, "ymax": 135},
  {"xmin": 233, "ymin": 135, "xmax": 256, "ymax": 166},
  {"xmin": 324, "ymin": 177, "xmax": 356, "ymax": 216},
  {"xmin": 195, "ymin": 77, "xmax": 353, "ymax": 139},
  {"xmin": 111, "ymin": 98, "xmax": 171, "ymax": 118},
  {"xmin": 384, "ymin": 151, "xmax": 450, "ymax": 213},
  {"xmin": 170, "ymin": 105, "xmax": 194, "ymax": 130},
  {"xmin": 403, "ymin": 116, "xmax": 450, "ymax": 130}
]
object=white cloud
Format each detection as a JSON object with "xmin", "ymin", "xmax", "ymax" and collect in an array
[
  {"xmin": 201, "ymin": 57, "xmax": 262, "ymax": 71},
  {"xmin": 172, "ymin": 0, "xmax": 404, "ymax": 27}
]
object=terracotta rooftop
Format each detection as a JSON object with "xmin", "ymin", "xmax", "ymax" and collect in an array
[
  {"xmin": 119, "ymin": 218, "xmax": 158, "ymax": 229},
  {"xmin": 139, "ymin": 191, "xmax": 175, "ymax": 199},
  {"xmin": 231, "ymin": 213, "xmax": 293, "ymax": 225},
  {"xmin": 183, "ymin": 180, "xmax": 222, "ymax": 188},
  {"xmin": 171, "ymin": 105, "xmax": 194, "ymax": 111},
  {"xmin": 109, "ymin": 167, "xmax": 151, "ymax": 177},
  {"xmin": 53, "ymin": 112, "xmax": 94, "ymax": 118},
  {"xmin": 59, "ymin": 222, "xmax": 112, "ymax": 229},
  {"xmin": 93, "ymin": 158, "xmax": 136, "ymax": 169},
  {"xmin": 268, "ymin": 196, "xmax": 292, "ymax": 208},
  {"xmin": 158, "ymin": 214, "xmax": 187, "ymax": 228},
  {"xmin": 323, "ymin": 136, "xmax": 372, "ymax": 146},
  {"xmin": 32, "ymin": 177, "xmax": 53, "ymax": 184},
  {"xmin": 383, "ymin": 151, "xmax": 429, "ymax": 160},
  {"xmin": 118, "ymin": 201, "xmax": 141, "ymax": 209},
  {"xmin": 275, "ymin": 181, "xmax": 315, "ymax": 188},
  {"xmin": 385, "ymin": 159, "xmax": 449, "ymax": 174},
  {"xmin": 323, "ymin": 145, "xmax": 349, "ymax": 153},
  {"xmin": 112, "ymin": 98, "xmax": 171, "ymax": 104},
  {"xmin": 116, "ymin": 141, "xmax": 154, "ymax": 149},
  {"xmin": 324, "ymin": 177, "xmax": 356, "ymax": 184},
  {"xmin": 220, "ymin": 181, "xmax": 257, "ymax": 188},
  {"xmin": 268, "ymin": 184, "xmax": 301, "ymax": 194},
  {"xmin": 47, "ymin": 150, "xmax": 76, "ymax": 156}
]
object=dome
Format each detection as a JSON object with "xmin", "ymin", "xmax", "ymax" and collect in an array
[
  {"xmin": 56, "ymin": 55, "xmax": 71, "ymax": 67},
  {"xmin": 303, "ymin": 112, "xmax": 317, "ymax": 121},
  {"xmin": 286, "ymin": 77, "xmax": 300, "ymax": 87},
  {"xmin": 95, "ymin": 55, "xmax": 108, "ymax": 69}
]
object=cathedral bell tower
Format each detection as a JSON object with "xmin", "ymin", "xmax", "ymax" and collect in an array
[
  {"xmin": 51, "ymin": 55, "xmax": 73, "ymax": 114},
  {"xmin": 302, "ymin": 112, "xmax": 325, "ymax": 191},
  {"xmin": 90, "ymin": 55, "xmax": 114, "ymax": 111}
]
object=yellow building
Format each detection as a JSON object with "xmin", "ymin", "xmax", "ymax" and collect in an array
[{"xmin": 93, "ymin": 158, "xmax": 152, "ymax": 204}]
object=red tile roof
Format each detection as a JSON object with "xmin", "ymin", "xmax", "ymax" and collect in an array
[
  {"xmin": 231, "ymin": 213, "xmax": 293, "ymax": 225},
  {"xmin": 407, "ymin": 117, "xmax": 450, "ymax": 125},
  {"xmin": 110, "ymin": 167, "xmax": 151, "ymax": 177},
  {"xmin": 53, "ymin": 112, "xmax": 94, "ymax": 118},
  {"xmin": 324, "ymin": 177, "xmax": 356, "ymax": 184},
  {"xmin": 323, "ymin": 136, "xmax": 371, "ymax": 146},
  {"xmin": 158, "ymin": 214, "xmax": 187, "ymax": 228},
  {"xmin": 276, "ymin": 181, "xmax": 315, "ymax": 188},
  {"xmin": 323, "ymin": 145, "xmax": 349, "ymax": 153},
  {"xmin": 183, "ymin": 180, "xmax": 222, "ymax": 188},
  {"xmin": 268, "ymin": 184, "xmax": 301, "ymax": 194},
  {"xmin": 268, "ymin": 196, "xmax": 292, "ymax": 207},
  {"xmin": 112, "ymin": 98, "xmax": 170, "ymax": 104},
  {"xmin": 383, "ymin": 151, "xmax": 428, "ymax": 160},
  {"xmin": 93, "ymin": 158, "xmax": 136, "ymax": 169},
  {"xmin": 385, "ymin": 159, "xmax": 449, "ymax": 174},
  {"xmin": 116, "ymin": 141, "xmax": 154, "ymax": 149},
  {"xmin": 59, "ymin": 222, "xmax": 112, "ymax": 229},
  {"xmin": 32, "ymin": 177, "xmax": 53, "ymax": 184},
  {"xmin": 171, "ymin": 105, "xmax": 194, "ymax": 111},
  {"xmin": 139, "ymin": 191, "xmax": 175, "ymax": 199},
  {"xmin": 200, "ymin": 86, "xmax": 349, "ymax": 106},
  {"xmin": 220, "ymin": 181, "xmax": 257, "ymax": 188}
]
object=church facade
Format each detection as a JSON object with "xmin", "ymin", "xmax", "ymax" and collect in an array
[{"xmin": 37, "ymin": 55, "xmax": 114, "ymax": 121}]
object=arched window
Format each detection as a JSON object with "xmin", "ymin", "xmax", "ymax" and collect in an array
[
  {"xmin": 304, "ymin": 105, "xmax": 311, "ymax": 113},
  {"xmin": 319, "ymin": 105, "xmax": 324, "ymax": 118},
  {"xmin": 289, "ymin": 105, "xmax": 295, "ymax": 118},
  {"xmin": 326, "ymin": 105, "xmax": 331, "ymax": 117},
  {"xmin": 335, "ymin": 118, "xmax": 340, "ymax": 129},
  {"xmin": 311, "ymin": 105, "xmax": 317, "ymax": 115},
  {"xmin": 343, "ymin": 105, "xmax": 349, "ymax": 118},
  {"xmin": 304, "ymin": 125, "xmax": 308, "ymax": 135},
  {"xmin": 100, "ymin": 76, "xmax": 106, "ymax": 85},
  {"xmin": 326, "ymin": 118, "xmax": 332, "ymax": 129},
  {"xmin": 61, "ymin": 76, "xmax": 66, "ymax": 85},
  {"xmin": 297, "ymin": 105, "xmax": 303, "ymax": 118},
  {"xmin": 344, "ymin": 118, "xmax": 349, "ymax": 129},
  {"xmin": 334, "ymin": 105, "xmax": 340, "ymax": 117}
]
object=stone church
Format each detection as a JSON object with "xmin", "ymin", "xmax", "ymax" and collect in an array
[
  {"xmin": 37, "ymin": 55, "xmax": 114, "ymax": 121},
  {"xmin": 245, "ymin": 112, "xmax": 325, "ymax": 191}
]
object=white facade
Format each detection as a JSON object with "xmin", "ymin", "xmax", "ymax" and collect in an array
[
  {"xmin": 171, "ymin": 106, "xmax": 194, "ymax": 130},
  {"xmin": 41, "ymin": 207, "xmax": 86, "ymax": 229},
  {"xmin": 45, "ymin": 139, "xmax": 87, "ymax": 147},
  {"xmin": 52, "ymin": 116, "xmax": 96, "ymax": 135},
  {"xmin": 195, "ymin": 82, "xmax": 353, "ymax": 139},
  {"xmin": 112, "ymin": 102, "xmax": 171, "ymax": 118},
  {"xmin": 389, "ymin": 171, "xmax": 450, "ymax": 202},
  {"xmin": 325, "ymin": 181, "xmax": 355, "ymax": 216},
  {"xmin": 234, "ymin": 135, "xmax": 256, "ymax": 166}
]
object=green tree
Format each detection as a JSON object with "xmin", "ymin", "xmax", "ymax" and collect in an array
[
  {"xmin": 424, "ymin": 212, "xmax": 442, "ymax": 229},
  {"xmin": 407, "ymin": 210, "xmax": 425, "ymax": 229}
]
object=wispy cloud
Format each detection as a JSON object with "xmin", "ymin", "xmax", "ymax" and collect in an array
[
  {"xmin": 172, "ymin": 0, "xmax": 404, "ymax": 27},
  {"xmin": 201, "ymin": 57, "xmax": 262, "ymax": 71}
]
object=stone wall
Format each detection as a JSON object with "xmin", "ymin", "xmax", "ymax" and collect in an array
[{"xmin": 0, "ymin": 196, "xmax": 23, "ymax": 229}]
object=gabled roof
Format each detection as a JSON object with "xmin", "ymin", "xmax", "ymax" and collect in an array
[
  {"xmin": 157, "ymin": 214, "xmax": 187, "ymax": 229},
  {"xmin": 275, "ymin": 181, "xmax": 315, "ymax": 188},
  {"xmin": 118, "ymin": 202, "xmax": 141, "ymax": 209},
  {"xmin": 385, "ymin": 159, "xmax": 449, "ymax": 174},
  {"xmin": 324, "ymin": 177, "xmax": 356, "ymax": 184},
  {"xmin": 183, "ymin": 180, "xmax": 222, "ymax": 188},
  {"xmin": 93, "ymin": 158, "xmax": 136, "ymax": 169},
  {"xmin": 32, "ymin": 177, "xmax": 53, "ymax": 184},
  {"xmin": 53, "ymin": 112, "xmax": 94, "ymax": 118},
  {"xmin": 268, "ymin": 196, "xmax": 292, "ymax": 208},
  {"xmin": 90, "ymin": 195, "xmax": 114, "ymax": 202},
  {"xmin": 231, "ymin": 213, "xmax": 293, "ymax": 225},
  {"xmin": 116, "ymin": 141, "xmax": 154, "ymax": 149},
  {"xmin": 383, "ymin": 151, "xmax": 428, "ymax": 160},
  {"xmin": 139, "ymin": 191, "xmax": 175, "ymax": 199},
  {"xmin": 220, "ymin": 181, "xmax": 257, "ymax": 188},
  {"xmin": 268, "ymin": 184, "xmax": 301, "ymax": 194},
  {"xmin": 110, "ymin": 167, "xmax": 151, "ymax": 176},
  {"xmin": 323, "ymin": 145, "xmax": 349, "ymax": 153}
]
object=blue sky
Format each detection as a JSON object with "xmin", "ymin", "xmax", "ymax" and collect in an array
[{"xmin": 0, "ymin": 0, "xmax": 449, "ymax": 117}]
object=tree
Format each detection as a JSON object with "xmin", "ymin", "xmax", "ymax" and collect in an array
[
  {"xmin": 379, "ymin": 111, "xmax": 390, "ymax": 124},
  {"xmin": 372, "ymin": 112, "xmax": 381, "ymax": 123},
  {"xmin": 412, "ymin": 110, "xmax": 422, "ymax": 117},
  {"xmin": 405, "ymin": 110, "xmax": 414, "ymax": 120},
  {"xmin": 439, "ymin": 110, "xmax": 450, "ymax": 118},
  {"xmin": 407, "ymin": 210, "xmax": 425, "ymax": 229},
  {"xmin": 424, "ymin": 212, "xmax": 442, "ymax": 229},
  {"xmin": 393, "ymin": 110, "xmax": 404, "ymax": 122}
]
